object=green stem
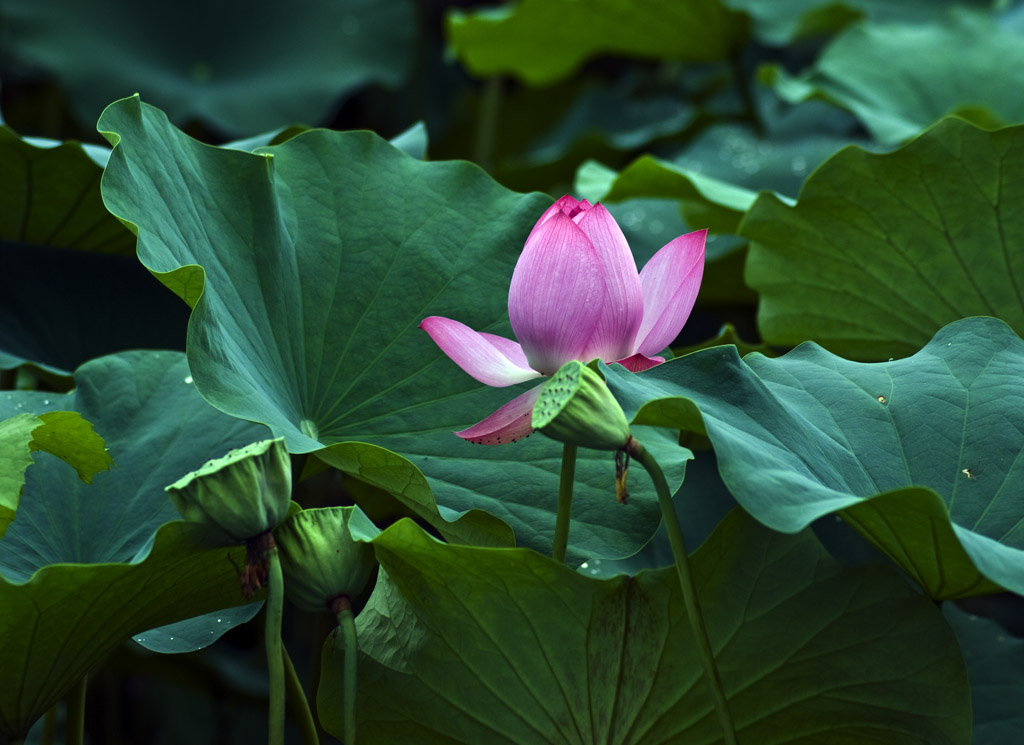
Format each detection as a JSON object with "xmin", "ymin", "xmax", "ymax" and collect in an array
[
  {"xmin": 473, "ymin": 77, "xmax": 502, "ymax": 172},
  {"xmin": 731, "ymin": 52, "xmax": 764, "ymax": 137},
  {"xmin": 552, "ymin": 443, "xmax": 578, "ymax": 563},
  {"xmin": 336, "ymin": 603, "xmax": 359, "ymax": 745},
  {"xmin": 282, "ymin": 644, "xmax": 320, "ymax": 745},
  {"xmin": 630, "ymin": 440, "xmax": 739, "ymax": 745},
  {"xmin": 41, "ymin": 702, "xmax": 57, "ymax": 745},
  {"xmin": 266, "ymin": 546, "xmax": 286, "ymax": 745},
  {"xmin": 65, "ymin": 676, "xmax": 87, "ymax": 745}
]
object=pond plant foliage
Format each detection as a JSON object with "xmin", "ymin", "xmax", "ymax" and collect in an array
[{"xmin": 2, "ymin": 2, "xmax": 1023, "ymax": 743}]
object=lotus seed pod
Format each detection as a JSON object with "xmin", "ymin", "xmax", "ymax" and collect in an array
[
  {"xmin": 532, "ymin": 360, "xmax": 632, "ymax": 451},
  {"xmin": 166, "ymin": 437, "xmax": 292, "ymax": 544},
  {"xmin": 275, "ymin": 506, "xmax": 379, "ymax": 613}
]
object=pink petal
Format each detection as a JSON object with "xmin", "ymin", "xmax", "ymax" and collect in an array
[
  {"xmin": 478, "ymin": 331, "xmax": 532, "ymax": 370},
  {"xmin": 574, "ymin": 203, "xmax": 644, "ymax": 362},
  {"xmin": 614, "ymin": 353, "xmax": 665, "ymax": 372},
  {"xmin": 526, "ymin": 195, "xmax": 583, "ymax": 244},
  {"xmin": 635, "ymin": 230, "xmax": 706, "ymax": 357},
  {"xmin": 508, "ymin": 212, "xmax": 605, "ymax": 375},
  {"xmin": 569, "ymin": 198, "xmax": 593, "ymax": 221},
  {"xmin": 455, "ymin": 384, "xmax": 544, "ymax": 445},
  {"xmin": 420, "ymin": 317, "xmax": 541, "ymax": 387}
]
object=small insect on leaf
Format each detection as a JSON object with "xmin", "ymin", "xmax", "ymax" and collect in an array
[{"xmin": 962, "ymin": 468, "xmax": 975, "ymax": 480}]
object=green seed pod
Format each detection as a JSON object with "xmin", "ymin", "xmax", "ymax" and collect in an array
[
  {"xmin": 275, "ymin": 506, "xmax": 379, "ymax": 613},
  {"xmin": 532, "ymin": 360, "xmax": 632, "ymax": 451},
  {"xmin": 166, "ymin": 437, "xmax": 292, "ymax": 545}
]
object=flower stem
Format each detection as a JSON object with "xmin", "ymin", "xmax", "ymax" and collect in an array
[
  {"xmin": 552, "ymin": 443, "xmax": 578, "ymax": 563},
  {"xmin": 65, "ymin": 675, "xmax": 87, "ymax": 745},
  {"xmin": 265, "ymin": 545, "xmax": 286, "ymax": 745},
  {"xmin": 473, "ymin": 77, "xmax": 502, "ymax": 172},
  {"xmin": 41, "ymin": 702, "xmax": 57, "ymax": 745},
  {"xmin": 335, "ymin": 600, "xmax": 359, "ymax": 745},
  {"xmin": 629, "ymin": 439, "xmax": 739, "ymax": 745},
  {"xmin": 731, "ymin": 51, "xmax": 764, "ymax": 137},
  {"xmin": 282, "ymin": 644, "xmax": 320, "ymax": 745}
]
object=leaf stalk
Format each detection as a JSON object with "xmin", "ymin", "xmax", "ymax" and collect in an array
[
  {"xmin": 629, "ymin": 439, "xmax": 739, "ymax": 745},
  {"xmin": 552, "ymin": 443, "xmax": 578, "ymax": 563},
  {"xmin": 265, "ymin": 544, "xmax": 285, "ymax": 745},
  {"xmin": 282, "ymin": 644, "xmax": 320, "ymax": 745},
  {"xmin": 335, "ymin": 598, "xmax": 359, "ymax": 745},
  {"xmin": 65, "ymin": 675, "xmax": 87, "ymax": 745}
]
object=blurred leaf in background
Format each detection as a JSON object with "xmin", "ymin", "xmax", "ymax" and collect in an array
[
  {"xmin": 0, "ymin": 0, "xmax": 414, "ymax": 136},
  {"xmin": 760, "ymin": 8, "xmax": 1024, "ymax": 144},
  {"xmin": 0, "ymin": 128, "xmax": 189, "ymax": 377},
  {"xmin": 447, "ymin": 0, "xmax": 748, "ymax": 86}
]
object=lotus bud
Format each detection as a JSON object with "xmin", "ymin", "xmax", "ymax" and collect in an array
[
  {"xmin": 275, "ymin": 506, "xmax": 379, "ymax": 613},
  {"xmin": 532, "ymin": 360, "xmax": 632, "ymax": 451},
  {"xmin": 166, "ymin": 437, "xmax": 292, "ymax": 545}
]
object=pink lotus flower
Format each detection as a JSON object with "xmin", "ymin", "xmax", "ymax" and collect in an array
[{"xmin": 420, "ymin": 195, "xmax": 705, "ymax": 445}]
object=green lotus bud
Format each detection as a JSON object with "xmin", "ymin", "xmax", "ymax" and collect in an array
[
  {"xmin": 275, "ymin": 506, "xmax": 379, "ymax": 613},
  {"xmin": 532, "ymin": 361, "xmax": 632, "ymax": 451},
  {"xmin": 166, "ymin": 437, "xmax": 292, "ymax": 545}
]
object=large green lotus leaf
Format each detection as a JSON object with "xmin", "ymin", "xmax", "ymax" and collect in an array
[
  {"xmin": 0, "ymin": 0, "xmax": 413, "ymax": 134},
  {"xmin": 602, "ymin": 317, "xmax": 1024, "ymax": 600},
  {"xmin": 760, "ymin": 9, "xmax": 1024, "ymax": 145},
  {"xmin": 445, "ymin": 0, "xmax": 747, "ymax": 86},
  {"xmin": 741, "ymin": 117, "xmax": 1024, "ymax": 360},
  {"xmin": 723, "ymin": 0, "xmax": 991, "ymax": 45},
  {"xmin": 318, "ymin": 510, "xmax": 969, "ymax": 744},
  {"xmin": 0, "ymin": 351, "xmax": 268, "ymax": 737},
  {"xmin": 944, "ymin": 604, "xmax": 1024, "ymax": 743},
  {"xmin": 0, "ymin": 128, "xmax": 188, "ymax": 375},
  {"xmin": 98, "ymin": 96, "xmax": 686, "ymax": 562},
  {"xmin": 0, "ymin": 410, "xmax": 112, "ymax": 539}
]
